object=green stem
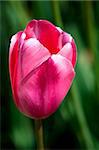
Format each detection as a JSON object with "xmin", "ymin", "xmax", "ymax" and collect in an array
[{"xmin": 35, "ymin": 119, "xmax": 44, "ymax": 150}]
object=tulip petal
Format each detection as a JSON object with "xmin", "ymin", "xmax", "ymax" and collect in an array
[
  {"xmin": 58, "ymin": 43, "xmax": 73, "ymax": 65},
  {"xmin": 24, "ymin": 20, "xmax": 60, "ymax": 54},
  {"xmin": 21, "ymin": 38, "xmax": 50, "ymax": 78},
  {"xmin": 71, "ymin": 39, "xmax": 77, "ymax": 67},
  {"xmin": 18, "ymin": 55, "xmax": 75, "ymax": 119},
  {"xmin": 58, "ymin": 32, "xmax": 77, "ymax": 67},
  {"xmin": 9, "ymin": 31, "xmax": 23, "ymax": 85},
  {"xmin": 9, "ymin": 31, "xmax": 24, "ymax": 108}
]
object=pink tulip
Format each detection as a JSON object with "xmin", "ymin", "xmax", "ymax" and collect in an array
[{"xmin": 9, "ymin": 20, "xmax": 77, "ymax": 119}]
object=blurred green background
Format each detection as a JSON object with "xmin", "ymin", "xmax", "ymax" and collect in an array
[{"xmin": 1, "ymin": 0, "xmax": 99, "ymax": 150}]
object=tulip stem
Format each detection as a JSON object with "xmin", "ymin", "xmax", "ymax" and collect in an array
[{"xmin": 35, "ymin": 119, "xmax": 44, "ymax": 150}]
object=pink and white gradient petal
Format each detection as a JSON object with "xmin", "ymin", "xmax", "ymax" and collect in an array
[
  {"xmin": 18, "ymin": 54, "xmax": 75, "ymax": 119},
  {"xmin": 21, "ymin": 38, "xmax": 51, "ymax": 78}
]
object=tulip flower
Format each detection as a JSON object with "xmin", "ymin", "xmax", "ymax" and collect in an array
[{"xmin": 9, "ymin": 20, "xmax": 77, "ymax": 119}]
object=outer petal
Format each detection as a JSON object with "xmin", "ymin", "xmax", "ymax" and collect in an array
[
  {"xmin": 58, "ymin": 43, "xmax": 74, "ymax": 66},
  {"xmin": 21, "ymin": 38, "xmax": 50, "ymax": 78},
  {"xmin": 9, "ymin": 31, "xmax": 23, "ymax": 84},
  {"xmin": 71, "ymin": 38, "xmax": 77, "ymax": 67},
  {"xmin": 9, "ymin": 34, "xmax": 50, "ymax": 109},
  {"xmin": 9, "ymin": 31, "xmax": 24, "ymax": 108},
  {"xmin": 57, "ymin": 28, "xmax": 77, "ymax": 67},
  {"xmin": 24, "ymin": 20, "xmax": 60, "ymax": 54},
  {"xmin": 18, "ymin": 54, "xmax": 75, "ymax": 119}
]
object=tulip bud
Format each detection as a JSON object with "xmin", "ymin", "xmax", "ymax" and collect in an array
[{"xmin": 9, "ymin": 20, "xmax": 77, "ymax": 119}]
